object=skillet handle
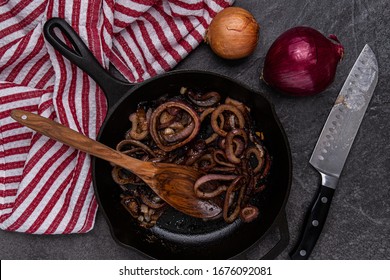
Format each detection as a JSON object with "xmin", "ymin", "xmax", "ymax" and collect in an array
[
  {"xmin": 233, "ymin": 210, "xmax": 290, "ymax": 260},
  {"xmin": 260, "ymin": 210, "xmax": 290, "ymax": 260},
  {"xmin": 43, "ymin": 17, "xmax": 132, "ymax": 108},
  {"xmin": 235, "ymin": 210, "xmax": 290, "ymax": 259}
]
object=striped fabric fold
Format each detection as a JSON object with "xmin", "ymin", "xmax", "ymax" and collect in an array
[{"xmin": 0, "ymin": 0, "xmax": 234, "ymax": 234}]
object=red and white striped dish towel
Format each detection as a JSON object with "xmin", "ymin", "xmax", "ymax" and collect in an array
[{"xmin": 0, "ymin": 0, "xmax": 234, "ymax": 234}]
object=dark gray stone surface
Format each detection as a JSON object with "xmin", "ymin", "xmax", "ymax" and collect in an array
[{"xmin": 1, "ymin": 0, "xmax": 389, "ymax": 260}]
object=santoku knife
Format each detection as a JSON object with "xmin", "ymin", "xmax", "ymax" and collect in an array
[{"xmin": 290, "ymin": 44, "xmax": 378, "ymax": 260}]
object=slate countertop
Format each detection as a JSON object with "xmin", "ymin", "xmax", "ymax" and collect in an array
[{"xmin": 1, "ymin": 0, "xmax": 389, "ymax": 260}]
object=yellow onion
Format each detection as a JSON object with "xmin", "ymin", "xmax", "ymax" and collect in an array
[{"xmin": 205, "ymin": 7, "xmax": 260, "ymax": 59}]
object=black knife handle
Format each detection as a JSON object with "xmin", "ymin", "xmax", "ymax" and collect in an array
[{"xmin": 290, "ymin": 185, "xmax": 335, "ymax": 260}]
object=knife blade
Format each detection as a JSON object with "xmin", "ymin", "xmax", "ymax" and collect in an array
[{"xmin": 290, "ymin": 44, "xmax": 378, "ymax": 260}]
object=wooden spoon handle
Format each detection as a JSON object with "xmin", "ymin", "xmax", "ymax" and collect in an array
[{"xmin": 10, "ymin": 110, "xmax": 145, "ymax": 172}]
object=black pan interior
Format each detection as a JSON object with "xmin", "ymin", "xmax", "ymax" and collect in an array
[{"xmin": 92, "ymin": 71, "xmax": 291, "ymax": 259}]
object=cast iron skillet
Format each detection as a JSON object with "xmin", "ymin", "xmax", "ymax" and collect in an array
[{"xmin": 43, "ymin": 18, "xmax": 292, "ymax": 259}]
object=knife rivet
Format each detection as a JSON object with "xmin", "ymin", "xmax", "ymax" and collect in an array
[
  {"xmin": 21, "ymin": 115, "xmax": 27, "ymax": 120},
  {"xmin": 321, "ymin": 197, "xmax": 328, "ymax": 203},
  {"xmin": 312, "ymin": 220, "xmax": 319, "ymax": 227},
  {"xmin": 323, "ymin": 141, "xmax": 331, "ymax": 147},
  {"xmin": 300, "ymin": 250, "xmax": 307, "ymax": 257}
]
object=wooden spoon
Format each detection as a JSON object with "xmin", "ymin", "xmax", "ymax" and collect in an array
[{"xmin": 11, "ymin": 109, "xmax": 221, "ymax": 219}]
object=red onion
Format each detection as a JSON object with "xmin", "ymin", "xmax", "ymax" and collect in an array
[{"xmin": 262, "ymin": 26, "xmax": 344, "ymax": 96}]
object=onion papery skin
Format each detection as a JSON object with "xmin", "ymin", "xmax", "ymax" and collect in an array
[
  {"xmin": 205, "ymin": 7, "xmax": 260, "ymax": 59},
  {"xmin": 262, "ymin": 26, "xmax": 344, "ymax": 96}
]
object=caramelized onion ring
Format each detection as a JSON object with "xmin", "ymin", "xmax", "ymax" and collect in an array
[
  {"xmin": 112, "ymin": 166, "xmax": 134, "ymax": 185},
  {"xmin": 223, "ymin": 176, "xmax": 246, "ymax": 223},
  {"xmin": 199, "ymin": 107, "xmax": 215, "ymax": 122},
  {"xmin": 225, "ymin": 128, "xmax": 248, "ymax": 164},
  {"xmin": 150, "ymin": 101, "xmax": 200, "ymax": 152},
  {"xmin": 127, "ymin": 108, "xmax": 149, "ymax": 140},
  {"xmin": 240, "ymin": 205, "xmax": 259, "ymax": 223},
  {"xmin": 188, "ymin": 91, "xmax": 221, "ymax": 107},
  {"xmin": 116, "ymin": 139, "xmax": 156, "ymax": 158},
  {"xmin": 211, "ymin": 104, "xmax": 245, "ymax": 136},
  {"xmin": 194, "ymin": 174, "xmax": 237, "ymax": 199},
  {"xmin": 245, "ymin": 145, "xmax": 265, "ymax": 174},
  {"xmin": 213, "ymin": 149, "xmax": 235, "ymax": 167}
]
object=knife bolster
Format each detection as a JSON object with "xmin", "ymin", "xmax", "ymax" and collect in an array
[{"xmin": 320, "ymin": 172, "xmax": 338, "ymax": 189}]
